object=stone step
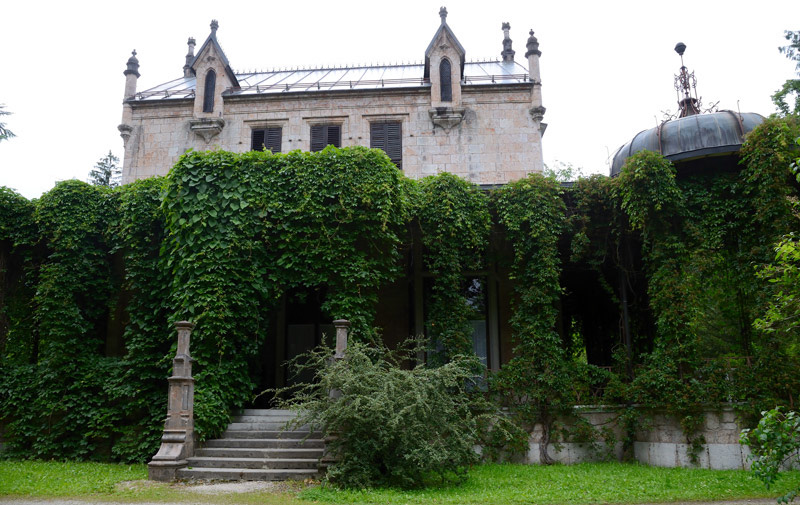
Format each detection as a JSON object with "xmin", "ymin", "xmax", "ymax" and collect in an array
[
  {"xmin": 221, "ymin": 430, "xmax": 322, "ymax": 439},
  {"xmin": 225, "ymin": 422, "xmax": 311, "ymax": 431},
  {"xmin": 237, "ymin": 409, "xmax": 298, "ymax": 417},
  {"xmin": 187, "ymin": 456, "xmax": 319, "ymax": 470},
  {"xmin": 195, "ymin": 447, "xmax": 324, "ymax": 459},
  {"xmin": 176, "ymin": 467, "xmax": 318, "ymax": 481},
  {"xmin": 230, "ymin": 415, "xmax": 300, "ymax": 424},
  {"xmin": 203, "ymin": 438, "xmax": 324, "ymax": 449}
]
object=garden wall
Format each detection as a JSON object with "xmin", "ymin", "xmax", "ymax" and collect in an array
[{"xmin": 526, "ymin": 406, "xmax": 751, "ymax": 470}]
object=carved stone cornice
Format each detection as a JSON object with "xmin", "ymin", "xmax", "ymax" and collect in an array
[
  {"xmin": 189, "ymin": 118, "xmax": 225, "ymax": 142},
  {"xmin": 428, "ymin": 106, "xmax": 466, "ymax": 131}
]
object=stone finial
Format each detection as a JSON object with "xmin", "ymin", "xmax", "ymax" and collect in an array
[
  {"xmin": 184, "ymin": 38, "xmax": 196, "ymax": 78},
  {"xmin": 210, "ymin": 19, "xmax": 219, "ymax": 35},
  {"xmin": 439, "ymin": 6, "xmax": 448, "ymax": 24},
  {"xmin": 124, "ymin": 49, "xmax": 140, "ymax": 78},
  {"xmin": 501, "ymin": 22, "xmax": 515, "ymax": 62},
  {"xmin": 525, "ymin": 29, "xmax": 541, "ymax": 58}
]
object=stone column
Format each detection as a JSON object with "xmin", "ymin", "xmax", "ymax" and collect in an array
[
  {"xmin": 148, "ymin": 321, "xmax": 196, "ymax": 481},
  {"xmin": 333, "ymin": 319, "xmax": 350, "ymax": 361},
  {"xmin": 321, "ymin": 319, "xmax": 350, "ymax": 471}
]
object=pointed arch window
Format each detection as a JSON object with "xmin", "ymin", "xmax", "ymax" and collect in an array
[
  {"xmin": 439, "ymin": 59, "xmax": 452, "ymax": 102},
  {"xmin": 203, "ymin": 70, "xmax": 216, "ymax": 113}
]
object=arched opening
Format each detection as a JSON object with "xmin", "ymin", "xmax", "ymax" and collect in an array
[
  {"xmin": 439, "ymin": 59, "xmax": 452, "ymax": 102},
  {"xmin": 203, "ymin": 70, "xmax": 216, "ymax": 113}
]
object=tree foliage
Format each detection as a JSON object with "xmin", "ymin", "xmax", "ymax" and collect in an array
[
  {"xmin": 89, "ymin": 151, "xmax": 121, "ymax": 188},
  {"xmin": 773, "ymin": 30, "xmax": 800, "ymax": 115},
  {"xmin": 0, "ymin": 104, "xmax": 15, "ymax": 142},
  {"xmin": 742, "ymin": 408, "xmax": 800, "ymax": 503},
  {"xmin": 276, "ymin": 340, "xmax": 488, "ymax": 488}
]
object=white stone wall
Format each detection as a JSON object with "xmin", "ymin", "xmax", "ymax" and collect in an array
[
  {"xmin": 121, "ymin": 83, "xmax": 542, "ymax": 185},
  {"xmin": 525, "ymin": 406, "xmax": 755, "ymax": 470}
]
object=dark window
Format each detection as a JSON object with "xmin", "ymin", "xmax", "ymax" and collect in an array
[
  {"xmin": 251, "ymin": 127, "xmax": 282, "ymax": 153},
  {"xmin": 370, "ymin": 122, "xmax": 402, "ymax": 169},
  {"xmin": 439, "ymin": 59, "xmax": 452, "ymax": 102},
  {"xmin": 203, "ymin": 70, "xmax": 216, "ymax": 113},
  {"xmin": 310, "ymin": 125, "xmax": 341, "ymax": 152}
]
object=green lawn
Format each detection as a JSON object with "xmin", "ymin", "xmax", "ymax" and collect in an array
[
  {"xmin": 303, "ymin": 463, "xmax": 800, "ymax": 504},
  {"xmin": 1, "ymin": 460, "xmax": 799, "ymax": 504}
]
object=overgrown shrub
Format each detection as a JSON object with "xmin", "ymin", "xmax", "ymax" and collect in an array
[
  {"xmin": 277, "ymin": 340, "xmax": 487, "ymax": 488},
  {"xmin": 741, "ymin": 408, "xmax": 800, "ymax": 503}
]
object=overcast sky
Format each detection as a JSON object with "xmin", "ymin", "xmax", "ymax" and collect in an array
[{"xmin": 1, "ymin": 0, "xmax": 798, "ymax": 199}]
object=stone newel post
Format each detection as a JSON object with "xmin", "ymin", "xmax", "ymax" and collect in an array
[
  {"xmin": 148, "ymin": 321, "xmax": 196, "ymax": 481},
  {"xmin": 333, "ymin": 319, "xmax": 350, "ymax": 361},
  {"xmin": 321, "ymin": 319, "xmax": 350, "ymax": 471}
]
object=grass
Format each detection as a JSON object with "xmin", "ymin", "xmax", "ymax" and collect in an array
[{"xmin": 0, "ymin": 460, "xmax": 799, "ymax": 504}]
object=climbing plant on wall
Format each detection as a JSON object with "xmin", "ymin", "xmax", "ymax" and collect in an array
[
  {"xmin": 416, "ymin": 173, "xmax": 491, "ymax": 364},
  {"xmin": 490, "ymin": 173, "xmax": 573, "ymax": 464}
]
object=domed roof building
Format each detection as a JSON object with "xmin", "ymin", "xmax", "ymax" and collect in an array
[{"xmin": 610, "ymin": 43, "xmax": 763, "ymax": 176}]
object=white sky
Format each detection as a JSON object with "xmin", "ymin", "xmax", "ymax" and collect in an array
[{"xmin": 1, "ymin": 0, "xmax": 798, "ymax": 199}]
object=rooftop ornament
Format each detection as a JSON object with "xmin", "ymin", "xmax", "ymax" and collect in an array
[{"xmin": 674, "ymin": 42, "xmax": 701, "ymax": 117}]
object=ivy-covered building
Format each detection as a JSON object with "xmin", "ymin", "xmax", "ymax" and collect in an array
[
  {"xmin": 117, "ymin": 10, "xmax": 548, "ymax": 381},
  {"xmin": 119, "ymin": 10, "xmax": 546, "ymax": 186}
]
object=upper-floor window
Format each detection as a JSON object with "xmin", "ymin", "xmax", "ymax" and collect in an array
[
  {"xmin": 203, "ymin": 70, "xmax": 216, "ymax": 113},
  {"xmin": 310, "ymin": 125, "xmax": 341, "ymax": 152},
  {"xmin": 439, "ymin": 59, "xmax": 452, "ymax": 102},
  {"xmin": 251, "ymin": 127, "xmax": 282, "ymax": 153},
  {"xmin": 370, "ymin": 122, "xmax": 402, "ymax": 169}
]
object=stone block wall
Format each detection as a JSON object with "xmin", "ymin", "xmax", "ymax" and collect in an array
[
  {"xmin": 525, "ymin": 406, "xmax": 753, "ymax": 469},
  {"xmin": 121, "ymin": 84, "xmax": 543, "ymax": 186}
]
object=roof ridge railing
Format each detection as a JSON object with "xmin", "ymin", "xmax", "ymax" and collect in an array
[{"xmin": 134, "ymin": 73, "xmax": 531, "ymax": 100}]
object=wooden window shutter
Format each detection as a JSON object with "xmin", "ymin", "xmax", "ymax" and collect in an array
[
  {"xmin": 266, "ymin": 127, "xmax": 282, "ymax": 153},
  {"xmin": 251, "ymin": 129, "xmax": 265, "ymax": 151},
  {"xmin": 311, "ymin": 125, "xmax": 341, "ymax": 152},
  {"xmin": 370, "ymin": 122, "xmax": 402, "ymax": 169},
  {"xmin": 251, "ymin": 127, "xmax": 282, "ymax": 153},
  {"xmin": 203, "ymin": 70, "xmax": 216, "ymax": 113},
  {"xmin": 439, "ymin": 59, "xmax": 452, "ymax": 102}
]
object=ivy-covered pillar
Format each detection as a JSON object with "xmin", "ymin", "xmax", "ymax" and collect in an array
[{"xmin": 148, "ymin": 321, "xmax": 196, "ymax": 481}]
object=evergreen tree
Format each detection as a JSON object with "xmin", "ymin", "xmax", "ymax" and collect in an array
[
  {"xmin": 89, "ymin": 151, "xmax": 121, "ymax": 187},
  {"xmin": 0, "ymin": 104, "xmax": 15, "ymax": 142}
]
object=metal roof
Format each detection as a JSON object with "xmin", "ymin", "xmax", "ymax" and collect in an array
[
  {"xmin": 131, "ymin": 60, "xmax": 531, "ymax": 101},
  {"xmin": 610, "ymin": 111, "xmax": 765, "ymax": 176}
]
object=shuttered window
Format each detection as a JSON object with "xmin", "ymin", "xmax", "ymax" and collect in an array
[
  {"xmin": 251, "ymin": 127, "xmax": 282, "ymax": 153},
  {"xmin": 439, "ymin": 59, "xmax": 452, "ymax": 102},
  {"xmin": 203, "ymin": 70, "xmax": 216, "ymax": 113},
  {"xmin": 370, "ymin": 122, "xmax": 402, "ymax": 169},
  {"xmin": 310, "ymin": 125, "xmax": 341, "ymax": 152}
]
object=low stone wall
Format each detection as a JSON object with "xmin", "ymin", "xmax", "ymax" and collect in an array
[{"xmin": 525, "ymin": 406, "xmax": 752, "ymax": 469}]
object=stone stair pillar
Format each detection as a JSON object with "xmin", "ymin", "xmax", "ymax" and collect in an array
[{"xmin": 148, "ymin": 321, "xmax": 196, "ymax": 481}]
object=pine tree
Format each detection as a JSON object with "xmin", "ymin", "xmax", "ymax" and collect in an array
[
  {"xmin": 0, "ymin": 104, "xmax": 15, "ymax": 142},
  {"xmin": 89, "ymin": 151, "xmax": 122, "ymax": 187}
]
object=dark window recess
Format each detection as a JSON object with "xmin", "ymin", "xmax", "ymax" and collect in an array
[
  {"xmin": 370, "ymin": 122, "xmax": 402, "ymax": 169},
  {"xmin": 439, "ymin": 59, "xmax": 452, "ymax": 102},
  {"xmin": 203, "ymin": 70, "xmax": 216, "ymax": 113},
  {"xmin": 310, "ymin": 125, "xmax": 341, "ymax": 152},
  {"xmin": 251, "ymin": 127, "xmax": 282, "ymax": 153}
]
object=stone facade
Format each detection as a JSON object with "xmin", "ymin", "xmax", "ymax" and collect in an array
[{"xmin": 119, "ymin": 12, "xmax": 545, "ymax": 186}]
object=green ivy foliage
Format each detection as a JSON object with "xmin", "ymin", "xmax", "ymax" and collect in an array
[
  {"xmin": 490, "ymin": 173, "xmax": 572, "ymax": 463},
  {"xmin": 2, "ymin": 180, "xmax": 121, "ymax": 460},
  {"xmin": 162, "ymin": 147, "xmax": 413, "ymax": 439},
  {"xmin": 417, "ymin": 173, "xmax": 490, "ymax": 363}
]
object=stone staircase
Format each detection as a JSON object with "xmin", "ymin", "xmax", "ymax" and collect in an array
[{"xmin": 177, "ymin": 409, "xmax": 324, "ymax": 481}]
